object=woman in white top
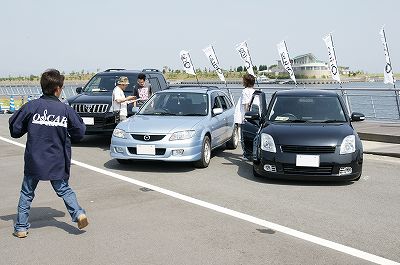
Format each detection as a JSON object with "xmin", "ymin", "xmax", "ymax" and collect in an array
[
  {"xmin": 112, "ymin": 76, "xmax": 136, "ymax": 122},
  {"xmin": 234, "ymin": 73, "xmax": 256, "ymax": 160}
]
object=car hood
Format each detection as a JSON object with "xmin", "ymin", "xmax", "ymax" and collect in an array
[
  {"xmin": 263, "ymin": 122, "xmax": 355, "ymax": 146},
  {"xmin": 120, "ymin": 115, "xmax": 207, "ymax": 134},
  {"xmin": 67, "ymin": 93, "xmax": 112, "ymax": 104}
]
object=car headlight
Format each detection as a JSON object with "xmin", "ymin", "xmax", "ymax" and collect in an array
[
  {"xmin": 169, "ymin": 130, "xmax": 195, "ymax": 141},
  {"xmin": 113, "ymin": 128, "xmax": 127, "ymax": 139},
  {"xmin": 340, "ymin": 135, "xmax": 355, "ymax": 154},
  {"xmin": 260, "ymin": 133, "xmax": 276, "ymax": 153}
]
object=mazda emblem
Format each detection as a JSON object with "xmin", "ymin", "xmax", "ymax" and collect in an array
[{"xmin": 143, "ymin": 135, "xmax": 151, "ymax": 141}]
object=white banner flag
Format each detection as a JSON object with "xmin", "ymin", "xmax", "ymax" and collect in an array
[
  {"xmin": 203, "ymin": 45, "xmax": 225, "ymax": 82},
  {"xmin": 277, "ymin": 40, "xmax": 296, "ymax": 84},
  {"xmin": 379, "ymin": 27, "xmax": 395, "ymax": 84},
  {"xmin": 235, "ymin": 41, "xmax": 255, "ymax": 77},
  {"xmin": 179, "ymin": 50, "xmax": 196, "ymax": 75},
  {"xmin": 323, "ymin": 34, "xmax": 341, "ymax": 83}
]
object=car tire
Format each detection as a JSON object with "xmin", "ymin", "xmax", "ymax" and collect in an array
[
  {"xmin": 354, "ymin": 169, "xmax": 362, "ymax": 181},
  {"xmin": 117, "ymin": 159, "xmax": 130, "ymax": 164},
  {"xmin": 252, "ymin": 166, "xmax": 263, "ymax": 178},
  {"xmin": 226, "ymin": 124, "xmax": 239, "ymax": 150},
  {"xmin": 194, "ymin": 136, "xmax": 211, "ymax": 168}
]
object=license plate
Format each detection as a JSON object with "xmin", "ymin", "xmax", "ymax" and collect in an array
[
  {"xmin": 82, "ymin": 117, "xmax": 94, "ymax": 125},
  {"xmin": 137, "ymin": 145, "xmax": 156, "ymax": 155},
  {"xmin": 296, "ymin": 154, "xmax": 320, "ymax": 167}
]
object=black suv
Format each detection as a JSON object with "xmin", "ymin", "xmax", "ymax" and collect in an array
[{"xmin": 67, "ymin": 69, "xmax": 168, "ymax": 135}]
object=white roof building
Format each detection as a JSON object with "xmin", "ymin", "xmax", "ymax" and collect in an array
[{"xmin": 276, "ymin": 53, "xmax": 348, "ymax": 78}]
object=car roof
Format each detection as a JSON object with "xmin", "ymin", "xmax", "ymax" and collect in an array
[
  {"xmin": 95, "ymin": 68, "xmax": 161, "ymax": 76},
  {"xmin": 160, "ymin": 85, "xmax": 221, "ymax": 94},
  {"xmin": 275, "ymin": 89, "xmax": 339, "ymax": 97}
]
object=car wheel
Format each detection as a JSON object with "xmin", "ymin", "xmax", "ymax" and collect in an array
[
  {"xmin": 354, "ymin": 169, "xmax": 362, "ymax": 181},
  {"xmin": 252, "ymin": 166, "xmax": 262, "ymax": 178},
  {"xmin": 117, "ymin": 159, "xmax": 130, "ymax": 164},
  {"xmin": 194, "ymin": 136, "xmax": 211, "ymax": 168},
  {"xmin": 226, "ymin": 124, "xmax": 239, "ymax": 150}
]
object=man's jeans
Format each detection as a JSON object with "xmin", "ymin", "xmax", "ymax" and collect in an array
[{"xmin": 14, "ymin": 175, "xmax": 85, "ymax": 232}]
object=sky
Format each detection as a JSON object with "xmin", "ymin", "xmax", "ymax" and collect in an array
[{"xmin": 1, "ymin": 0, "xmax": 399, "ymax": 77}]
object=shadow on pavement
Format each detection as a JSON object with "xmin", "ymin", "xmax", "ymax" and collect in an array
[
  {"xmin": 72, "ymin": 135, "xmax": 111, "ymax": 151},
  {"xmin": 102, "ymin": 144, "xmax": 228, "ymax": 174},
  {"xmin": 104, "ymin": 158, "xmax": 196, "ymax": 173},
  {"xmin": 0, "ymin": 207, "xmax": 85, "ymax": 235},
  {"xmin": 218, "ymin": 151, "xmax": 354, "ymax": 187}
]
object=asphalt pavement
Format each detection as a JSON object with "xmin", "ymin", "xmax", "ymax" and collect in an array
[{"xmin": 0, "ymin": 114, "xmax": 400, "ymax": 265}]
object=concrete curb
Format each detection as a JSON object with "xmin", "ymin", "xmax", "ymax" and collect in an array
[
  {"xmin": 358, "ymin": 132, "xmax": 400, "ymax": 144},
  {"xmin": 364, "ymin": 151, "xmax": 400, "ymax": 158}
]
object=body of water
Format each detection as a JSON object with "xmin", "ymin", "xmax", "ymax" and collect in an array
[
  {"xmin": 223, "ymin": 82, "xmax": 400, "ymax": 121},
  {"xmin": 1, "ymin": 81, "xmax": 399, "ymax": 121}
]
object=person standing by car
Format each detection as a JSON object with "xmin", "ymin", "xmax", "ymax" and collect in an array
[
  {"xmin": 112, "ymin": 76, "xmax": 136, "ymax": 122},
  {"xmin": 234, "ymin": 73, "xmax": 256, "ymax": 160},
  {"xmin": 9, "ymin": 69, "xmax": 88, "ymax": 238},
  {"xmin": 133, "ymin": 73, "xmax": 152, "ymax": 108}
]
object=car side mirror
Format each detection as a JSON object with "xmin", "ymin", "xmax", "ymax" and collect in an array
[
  {"xmin": 244, "ymin": 111, "xmax": 260, "ymax": 120},
  {"xmin": 76, "ymin": 87, "xmax": 83, "ymax": 94},
  {"xmin": 212, "ymin": 108, "xmax": 223, "ymax": 116},
  {"xmin": 351, "ymin": 112, "xmax": 365, "ymax": 122}
]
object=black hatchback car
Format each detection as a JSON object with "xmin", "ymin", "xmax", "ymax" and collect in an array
[{"xmin": 242, "ymin": 89, "xmax": 365, "ymax": 181}]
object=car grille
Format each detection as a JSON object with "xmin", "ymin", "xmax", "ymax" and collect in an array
[
  {"xmin": 281, "ymin": 145, "xmax": 336, "ymax": 154},
  {"xmin": 72, "ymin": 104, "xmax": 109, "ymax": 113},
  {"xmin": 131, "ymin": 134, "xmax": 166, "ymax": 141},
  {"xmin": 127, "ymin": 147, "xmax": 166, "ymax": 155},
  {"xmin": 282, "ymin": 164, "xmax": 333, "ymax": 175}
]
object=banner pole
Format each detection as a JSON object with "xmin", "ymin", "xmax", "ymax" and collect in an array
[
  {"xmin": 339, "ymin": 82, "xmax": 351, "ymax": 115},
  {"xmin": 383, "ymin": 29, "xmax": 400, "ymax": 119},
  {"xmin": 244, "ymin": 42, "xmax": 258, "ymax": 87},
  {"xmin": 283, "ymin": 40, "xmax": 296, "ymax": 86},
  {"xmin": 394, "ymin": 82, "xmax": 400, "ymax": 119},
  {"xmin": 188, "ymin": 51, "xmax": 199, "ymax": 87},
  {"xmin": 225, "ymin": 81, "xmax": 234, "ymax": 102}
]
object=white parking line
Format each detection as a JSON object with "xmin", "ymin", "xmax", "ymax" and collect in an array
[{"xmin": 0, "ymin": 135, "xmax": 398, "ymax": 265}]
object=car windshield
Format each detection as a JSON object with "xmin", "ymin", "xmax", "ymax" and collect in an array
[
  {"xmin": 83, "ymin": 74, "xmax": 138, "ymax": 93},
  {"xmin": 138, "ymin": 92, "xmax": 208, "ymax": 116},
  {"xmin": 268, "ymin": 95, "xmax": 347, "ymax": 123}
]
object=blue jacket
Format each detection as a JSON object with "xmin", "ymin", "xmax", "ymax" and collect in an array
[{"xmin": 9, "ymin": 95, "xmax": 86, "ymax": 180}]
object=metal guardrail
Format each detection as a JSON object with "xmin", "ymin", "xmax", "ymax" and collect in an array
[
  {"xmin": 1, "ymin": 84, "xmax": 400, "ymax": 121},
  {"xmin": 0, "ymin": 84, "xmax": 83, "ymax": 99},
  {"xmin": 222, "ymin": 86, "xmax": 400, "ymax": 121}
]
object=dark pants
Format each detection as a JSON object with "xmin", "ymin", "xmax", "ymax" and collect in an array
[{"xmin": 240, "ymin": 123, "xmax": 251, "ymax": 158}]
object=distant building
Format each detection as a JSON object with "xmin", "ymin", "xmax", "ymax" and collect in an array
[{"xmin": 275, "ymin": 53, "xmax": 349, "ymax": 78}]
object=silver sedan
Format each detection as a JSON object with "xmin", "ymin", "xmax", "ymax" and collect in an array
[{"xmin": 110, "ymin": 87, "xmax": 238, "ymax": 167}]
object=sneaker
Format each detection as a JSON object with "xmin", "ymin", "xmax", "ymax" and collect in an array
[
  {"xmin": 13, "ymin": 231, "xmax": 28, "ymax": 238},
  {"xmin": 77, "ymin": 214, "xmax": 89, "ymax": 229}
]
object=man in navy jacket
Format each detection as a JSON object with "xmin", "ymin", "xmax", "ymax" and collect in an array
[{"xmin": 9, "ymin": 69, "xmax": 88, "ymax": 238}]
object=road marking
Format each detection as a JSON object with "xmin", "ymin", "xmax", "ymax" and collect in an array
[{"xmin": 0, "ymin": 135, "xmax": 398, "ymax": 265}]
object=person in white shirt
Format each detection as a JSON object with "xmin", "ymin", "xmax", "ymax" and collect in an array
[
  {"xmin": 112, "ymin": 76, "xmax": 136, "ymax": 122},
  {"xmin": 234, "ymin": 73, "xmax": 256, "ymax": 160}
]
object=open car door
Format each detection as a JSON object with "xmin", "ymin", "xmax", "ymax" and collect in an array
[{"xmin": 241, "ymin": 91, "xmax": 268, "ymax": 160}]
